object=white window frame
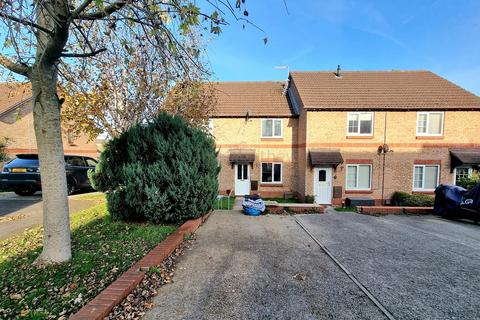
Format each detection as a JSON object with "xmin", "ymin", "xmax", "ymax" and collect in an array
[
  {"xmin": 454, "ymin": 166, "xmax": 473, "ymax": 184},
  {"xmin": 345, "ymin": 164, "xmax": 372, "ymax": 191},
  {"xmin": 346, "ymin": 112, "xmax": 374, "ymax": 136},
  {"xmin": 261, "ymin": 119, "xmax": 283, "ymax": 138},
  {"xmin": 412, "ymin": 164, "xmax": 440, "ymax": 191},
  {"xmin": 260, "ymin": 162, "xmax": 283, "ymax": 184},
  {"xmin": 416, "ymin": 112, "xmax": 444, "ymax": 136}
]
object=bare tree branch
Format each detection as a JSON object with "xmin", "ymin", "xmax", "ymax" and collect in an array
[
  {"xmin": 0, "ymin": 54, "xmax": 30, "ymax": 76},
  {"xmin": 0, "ymin": 11, "xmax": 53, "ymax": 34},
  {"xmin": 61, "ymin": 48, "xmax": 107, "ymax": 58},
  {"xmin": 73, "ymin": 0, "xmax": 95, "ymax": 16},
  {"xmin": 75, "ymin": 1, "xmax": 129, "ymax": 20}
]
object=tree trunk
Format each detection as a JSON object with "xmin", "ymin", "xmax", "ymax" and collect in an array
[{"xmin": 31, "ymin": 64, "xmax": 71, "ymax": 264}]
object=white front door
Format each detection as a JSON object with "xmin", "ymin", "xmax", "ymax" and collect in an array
[
  {"xmin": 314, "ymin": 167, "xmax": 332, "ymax": 204},
  {"xmin": 235, "ymin": 164, "xmax": 250, "ymax": 196}
]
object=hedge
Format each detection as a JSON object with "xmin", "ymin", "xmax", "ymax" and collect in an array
[
  {"xmin": 90, "ymin": 113, "xmax": 219, "ymax": 223},
  {"xmin": 391, "ymin": 191, "xmax": 434, "ymax": 207}
]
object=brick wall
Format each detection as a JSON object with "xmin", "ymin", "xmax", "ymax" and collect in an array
[
  {"xmin": 303, "ymin": 110, "xmax": 480, "ymax": 202},
  {"xmin": 213, "ymin": 117, "xmax": 298, "ymax": 197},
  {"xmin": 213, "ymin": 109, "xmax": 480, "ymax": 202},
  {"xmin": 1, "ymin": 105, "xmax": 100, "ymax": 159}
]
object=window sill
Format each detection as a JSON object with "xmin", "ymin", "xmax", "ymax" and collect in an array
[
  {"xmin": 412, "ymin": 190, "xmax": 435, "ymax": 194},
  {"xmin": 345, "ymin": 190, "xmax": 373, "ymax": 194},
  {"xmin": 346, "ymin": 135, "xmax": 374, "ymax": 139},
  {"xmin": 260, "ymin": 138, "xmax": 284, "ymax": 142},
  {"xmin": 260, "ymin": 183, "xmax": 283, "ymax": 187},
  {"xmin": 416, "ymin": 135, "xmax": 444, "ymax": 140}
]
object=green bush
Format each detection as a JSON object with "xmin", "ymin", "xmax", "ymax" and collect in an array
[
  {"xmin": 391, "ymin": 191, "xmax": 410, "ymax": 204},
  {"xmin": 403, "ymin": 194, "xmax": 434, "ymax": 207},
  {"xmin": 304, "ymin": 195, "xmax": 315, "ymax": 204},
  {"xmin": 456, "ymin": 171, "xmax": 480, "ymax": 190},
  {"xmin": 90, "ymin": 113, "xmax": 220, "ymax": 223},
  {"xmin": 391, "ymin": 191, "xmax": 434, "ymax": 207}
]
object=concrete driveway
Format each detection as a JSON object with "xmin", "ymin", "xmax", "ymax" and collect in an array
[
  {"xmin": 144, "ymin": 210, "xmax": 480, "ymax": 320},
  {"xmin": 0, "ymin": 191, "xmax": 102, "ymax": 241}
]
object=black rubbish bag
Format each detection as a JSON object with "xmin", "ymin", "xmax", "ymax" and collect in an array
[
  {"xmin": 434, "ymin": 184, "xmax": 466, "ymax": 216},
  {"xmin": 460, "ymin": 183, "xmax": 480, "ymax": 213}
]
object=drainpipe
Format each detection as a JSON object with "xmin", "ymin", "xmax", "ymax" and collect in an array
[{"xmin": 381, "ymin": 112, "xmax": 387, "ymax": 204}]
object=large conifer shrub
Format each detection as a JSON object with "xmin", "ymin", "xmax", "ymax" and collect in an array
[{"xmin": 91, "ymin": 113, "xmax": 219, "ymax": 223}]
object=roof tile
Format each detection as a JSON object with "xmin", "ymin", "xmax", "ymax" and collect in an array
[
  {"xmin": 212, "ymin": 81, "xmax": 293, "ymax": 117},
  {"xmin": 290, "ymin": 70, "xmax": 480, "ymax": 110}
]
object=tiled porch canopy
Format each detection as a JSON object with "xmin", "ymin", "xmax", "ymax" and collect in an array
[
  {"xmin": 309, "ymin": 149, "xmax": 343, "ymax": 168},
  {"xmin": 229, "ymin": 149, "xmax": 255, "ymax": 164},
  {"xmin": 449, "ymin": 149, "xmax": 480, "ymax": 172}
]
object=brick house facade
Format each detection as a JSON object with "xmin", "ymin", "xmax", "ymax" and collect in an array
[
  {"xmin": 0, "ymin": 83, "xmax": 100, "ymax": 164},
  {"xmin": 211, "ymin": 70, "xmax": 480, "ymax": 205}
]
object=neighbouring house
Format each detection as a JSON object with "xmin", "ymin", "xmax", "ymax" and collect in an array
[
  {"xmin": 0, "ymin": 83, "xmax": 100, "ymax": 164},
  {"xmin": 211, "ymin": 69, "xmax": 480, "ymax": 205}
]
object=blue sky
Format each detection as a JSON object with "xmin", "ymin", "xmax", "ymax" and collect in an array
[{"xmin": 206, "ymin": 0, "xmax": 480, "ymax": 95}]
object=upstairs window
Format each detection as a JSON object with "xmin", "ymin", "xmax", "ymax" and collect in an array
[
  {"xmin": 416, "ymin": 112, "xmax": 444, "ymax": 136},
  {"xmin": 347, "ymin": 112, "xmax": 374, "ymax": 136},
  {"xmin": 413, "ymin": 165, "xmax": 439, "ymax": 191},
  {"xmin": 261, "ymin": 119, "xmax": 282, "ymax": 138},
  {"xmin": 261, "ymin": 162, "xmax": 282, "ymax": 183}
]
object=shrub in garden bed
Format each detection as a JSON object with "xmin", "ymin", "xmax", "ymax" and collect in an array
[
  {"xmin": 391, "ymin": 191, "xmax": 434, "ymax": 207},
  {"xmin": 91, "ymin": 113, "xmax": 219, "ymax": 223}
]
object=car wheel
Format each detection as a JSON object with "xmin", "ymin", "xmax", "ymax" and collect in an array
[
  {"xmin": 67, "ymin": 178, "xmax": 76, "ymax": 195},
  {"xmin": 14, "ymin": 188, "xmax": 36, "ymax": 196}
]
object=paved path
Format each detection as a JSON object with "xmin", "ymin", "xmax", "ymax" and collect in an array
[
  {"xmin": 144, "ymin": 210, "xmax": 385, "ymax": 320},
  {"xmin": 0, "ymin": 192, "xmax": 101, "ymax": 241},
  {"xmin": 144, "ymin": 209, "xmax": 480, "ymax": 320},
  {"xmin": 297, "ymin": 211, "xmax": 480, "ymax": 320}
]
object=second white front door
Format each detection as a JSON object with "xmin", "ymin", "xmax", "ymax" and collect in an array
[
  {"xmin": 314, "ymin": 167, "xmax": 332, "ymax": 204},
  {"xmin": 235, "ymin": 164, "xmax": 250, "ymax": 196}
]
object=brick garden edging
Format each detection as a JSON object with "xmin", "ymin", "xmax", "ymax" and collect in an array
[
  {"xmin": 357, "ymin": 206, "xmax": 433, "ymax": 216},
  {"xmin": 70, "ymin": 213, "xmax": 211, "ymax": 320},
  {"xmin": 266, "ymin": 204, "xmax": 325, "ymax": 214}
]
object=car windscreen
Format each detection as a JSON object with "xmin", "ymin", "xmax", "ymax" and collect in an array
[{"xmin": 7, "ymin": 158, "xmax": 39, "ymax": 167}]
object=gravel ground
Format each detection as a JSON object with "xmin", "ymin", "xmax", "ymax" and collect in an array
[
  {"xmin": 143, "ymin": 210, "xmax": 386, "ymax": 320},
  {"xmin": 297, "ymin": 211, "xmax": 480, "ymax": 320}
]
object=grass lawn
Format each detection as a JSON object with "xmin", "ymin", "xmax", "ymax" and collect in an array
[
  {"xmin": 264, "ymin": 197, "xmax": 301, "ymax": 203},
  {"xmin": 0, "ymin": 202, "xmax": 176, "ymax": 319},
  {"xmin": 335, "ymin": 206, "xmax": 357, "ymax": 212},
  {"xmin": 214, "ymin": 196, "xmax": 235, "ymax": 210},
  {"xmin": 72, "ymin": 191, "xmax": 106, "ymax": 201}
]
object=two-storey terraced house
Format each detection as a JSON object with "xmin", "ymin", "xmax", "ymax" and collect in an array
[{"xmin": 211, "ymin": 70, "xmax": 480, "ymax": 205}]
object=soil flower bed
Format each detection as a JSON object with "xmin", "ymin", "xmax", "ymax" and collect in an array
[{"xmin": 0, "ymin": 202, "xmax": 176, "ymax": 319}]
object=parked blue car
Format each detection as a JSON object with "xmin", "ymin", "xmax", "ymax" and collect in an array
[{"xmin": 1, "ymin": 154, "xmax": 98, "ymax": 196}]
